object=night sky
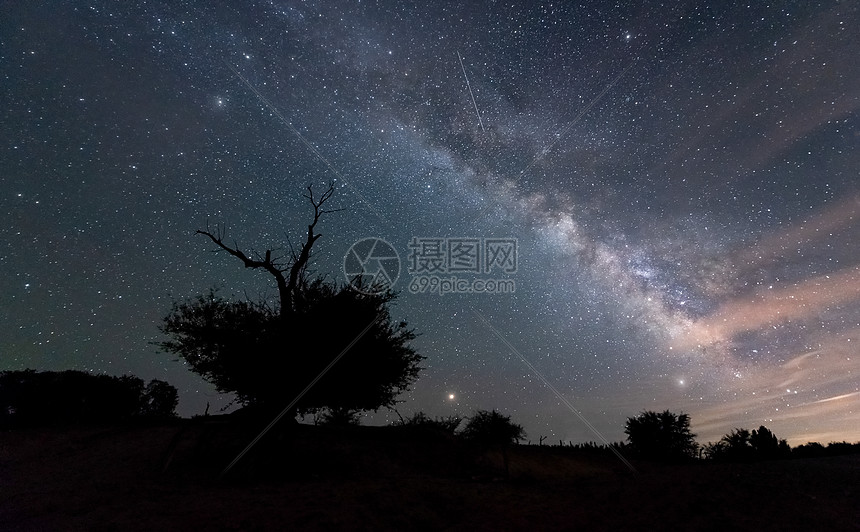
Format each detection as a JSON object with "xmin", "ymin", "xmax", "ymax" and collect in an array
[{"xmin": 3, "ymin": 0, "xmax": 859, "ymax": 446}]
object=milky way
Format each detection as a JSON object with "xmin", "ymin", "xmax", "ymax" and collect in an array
[{"xmin": 2, "ymin": 1, "xmax": 858, "ymax": 445}]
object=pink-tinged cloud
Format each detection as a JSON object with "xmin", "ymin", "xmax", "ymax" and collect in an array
[
  {"xmin": 689, "ymin": 338, "xmax": 860, "ymax": 445},
  {"xmin": 675, "ymin": 265, "xmax": 860, "ymax": 349}
]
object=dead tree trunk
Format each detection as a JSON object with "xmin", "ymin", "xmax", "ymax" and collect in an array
[{"xmin": 196, "ymin": 183, "xmax": 339, "ymax": 320}]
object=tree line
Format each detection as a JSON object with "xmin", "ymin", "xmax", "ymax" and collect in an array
[
  {"xmin": 0, "ymin": 369, "xmax": 178, "ymax": 427},
  {"xmin": 613, "ymin": 409, "xmax": 857, "ymax": 462}
]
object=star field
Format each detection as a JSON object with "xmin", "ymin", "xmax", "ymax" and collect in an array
[{"xmin": 2, "ymin": 0, "xmax": 859, "ymax": 445}]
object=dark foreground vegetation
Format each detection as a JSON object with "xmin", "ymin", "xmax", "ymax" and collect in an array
[
  {"xmin": 1, "ymin": 415, "xmax": 858, "ymax": 531},
  {"xmin": 0, "ymin": 370, "xmax": 178, "ymax": 428}
]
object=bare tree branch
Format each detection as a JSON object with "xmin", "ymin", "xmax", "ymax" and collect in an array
[
  {"xmin": 196, "ymin": 183, "xmax": 338, "ymax": 318},
  {"xmin": 287, "ymin": 183, "xmax": 339, "ymax": 304}
]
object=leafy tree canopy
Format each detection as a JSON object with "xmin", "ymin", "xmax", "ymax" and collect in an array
[
  {"xmin": 624, "ymin": 410, "xmax": 698, "ymax": 461},
  {"xmin": 460, "ymin": 409, "xmax": 526, "ymax": 447},
  {"xmin": 159, "ymin": 280, "xmax": 423, "ymax": 417},
  {"xmin": 703, "ymin": 425, "xmax": 790, "ymax": 461}
]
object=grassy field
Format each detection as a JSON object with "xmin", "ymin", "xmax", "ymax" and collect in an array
[{"xmin": 1, "ymin": 419, "xmax": 858, "ymax": 531}]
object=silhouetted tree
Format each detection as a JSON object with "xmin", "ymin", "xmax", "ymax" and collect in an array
[
  {"xmin": 778, "ymin": 438, "xmax": 792, "ymax": 457},
  {"xmin": 792, "ymin": 441, "xmax": 826, "ymax": 458},
  {"xmin": 789, "ymin": 441, "xmax": 860, "ymax": 458},
  {"xmin": 161, "ymin": 281, "xmax": 422, "ymax": 418},
  {"xmin": 159, "ymin": 185, "xmax": 423, "ymax": 419},
  {"xmin": 0, "ymin": 370, "xmax": 178, "ymax": 427},
  {"xmin": 705, "ymin": 426, "xmax": 790, "ymax": 461},
  {"xmin": 624, "ymin": 410, "xmax": 698, "ymax": 461},
  {"xmin": 822, "ymin": 441, "xmax": 860, "ymax": 456},
  {"xmin": 460, "ymin": 409, "xmax": 526, "ymax": 476},
  {"xmin": 195, "ymin": 184, "xmax": 339, "ymax": 319},
  {"xmin": 140, "ymin": 379, "xmax": 179, "ymax": 418},
  {"xmin": 701, "ymin": 440, "xmax": 726, "ymax": 460},
  {"xmin": 750, "ymin": 425, "xmax": 789, "ymax": 459},
  {"xmin": 461, "ymin": 409, "xmax": 526, "ymax": 445},
  {"xmin": 711, "ymin": 428, "xmax": 754, "ymax": 461}
]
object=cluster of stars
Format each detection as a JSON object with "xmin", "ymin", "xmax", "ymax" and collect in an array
[{"xmin": 1, "ymin": 0, "xmax": 858, "ymax": 446}]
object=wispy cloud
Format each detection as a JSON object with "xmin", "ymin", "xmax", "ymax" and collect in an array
[
  {"xmin": 675, "ymin": 265, "xmax": 860, "ymax": 350},
  {"xmin": 690, "ymin": 330, "xmax": 860, "ymax": 444}
]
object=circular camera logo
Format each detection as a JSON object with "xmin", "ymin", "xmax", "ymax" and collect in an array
[{"xmin": 343, "ymin": 237, "xmax": 400, "ymax": 294}]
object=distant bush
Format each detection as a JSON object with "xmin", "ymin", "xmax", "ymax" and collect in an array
[
  {"xmin": 460, "ymin": 409, "xmax": 526, "ymax": 446},
  {"xmin": 460, "ymin": 409, "xmax": 525, "ymax": 477},
  {"xmin": 394, "ymin": 411, "xmax": 462, "ymax": 434},
  {"xmin": 792, "ymin": 441, "xmax": 860, "ymax": 459},
  {"xmin": 566, "ymin": 441, "xmax": 631, "ymax": 455},
  {"xmin": 703, "ymin": 426, "xmax": 791, "ymax": 461},
  {"xmin": 0, "ymin": 369, "xmax": 178, "ymax": 427},
  {"xmin": 315, "ymin": 407, "xmax": 362, "ymax": 427},
  {"xmin": 139, "ymin": 378, "xmax": 180, "ymax": 418},
  {"xmin": 821, "ymin": 441, "xmax": 860, "ymax": 456}
]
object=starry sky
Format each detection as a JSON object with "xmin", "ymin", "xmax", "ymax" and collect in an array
[{"xmin": 2, "ymin": 0, "xmax": 859, "ymax": 446}]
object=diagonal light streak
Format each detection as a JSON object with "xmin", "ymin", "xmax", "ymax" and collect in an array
[
  {"xmin": 225, "ymin": 61, "xmax": 386, "ymax": 223},
  {"xmin": 516, "ymin": 60, "xmax": 637, "ymax": 181},
  {"xmin": 468, "ymin": 61, "xmax": 637, "ymax": 226},
  {"xmin": 458, "ymin": 50, "xmax": 486, "ymax": 133},
  {"xmin": 473, "ymin": 309, "xmax": 637, "ymax": 473}
]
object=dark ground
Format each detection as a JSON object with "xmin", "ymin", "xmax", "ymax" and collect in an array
[{"xmin": 1, "ymin": 418, "xmax": 858, "ymax": 531}]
